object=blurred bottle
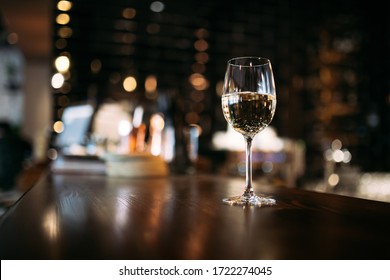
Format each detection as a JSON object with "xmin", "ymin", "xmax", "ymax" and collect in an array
[
  {"xmin": 148, "ymin": 113, "xmax": 165, "ymax": 156},
  {"xmin": 129, "ymin": 106, "xmax": 146, "ymax": 153}
]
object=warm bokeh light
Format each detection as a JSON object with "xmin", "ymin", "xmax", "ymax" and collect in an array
[
  {"xmin": 57, "ymin": 0, "xmax": 73, "ymax": 12},
  {"xmin": 51, "ymin": 73, "xmax": 65, "ymax": 89},
  {"xmin": 122, "ymin": 8, "xmax": 136, "ymax": 19},
  {"xmin": 331, "ymin": 139, "xmax": 342, "ymax": 150},
  {"xmin": 145, "ymin": 75, "xmax": 157, "ymax": 92},
  {"xmin": 194, "ymin": 39, "xmax": 208, "ymax": 52},
  {"xmin": 90, "ymin": 59, "xmax": 102, "ymax": 73},
  {"xmin": 149, "ymin": 113, "xmax": 165, "ymax": 156},
  {"xmin": 58, "ymin": 27, "xmax": 73, "ymax": 38},
  {"xmin": 56, "ymin": 13, "xmax": 70, "ymax": 25},
  {"xmin": 194, "ymin": 52, "xmax": 209, "ymax": 64},
  {"xmin": 328, "ymin": 173, "xmax": 340, "ymax": 187},
  {"xmin": 53, "ymin": 121, "xmax": 65, "ymax": 133},
  {"xmin": 150, "ymin": 113, "xmax": 165, "ymax": 131},
  {"xmin": 54, "ymin": 56, "xmax": 70, "ymax": 73},
  {"xmin": 189, "ymin": 73, "xmax": 209, "ymax": 90},
  {"xmin": 123, "ymin": 76, "xmax": 137, "ymax": 92}
]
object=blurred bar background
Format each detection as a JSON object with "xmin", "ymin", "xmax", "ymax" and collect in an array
[{"xmin": 0, "ymin": 0, "xmax": 389, "ymax": 202}]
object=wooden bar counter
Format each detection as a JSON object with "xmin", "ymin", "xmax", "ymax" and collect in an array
[{"xmin": 1, "ymin": 172, "xmax": 390, "ymax": 259}]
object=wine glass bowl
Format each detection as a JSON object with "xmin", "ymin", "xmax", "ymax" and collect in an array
[{"xmin": 221, "ymin": 57, "xmax": 277, "ymax": 207}]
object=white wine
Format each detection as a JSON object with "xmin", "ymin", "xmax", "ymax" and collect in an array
[
  {"xmin": 220, "ymin": 57, "xmax": 277, "ymax": 207},
  {"xmin": 222, "ymin": 92, "xmax": 276, "ymax": 138}
]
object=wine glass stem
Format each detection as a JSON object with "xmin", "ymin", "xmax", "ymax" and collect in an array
[{"xmin": 244, "ymin": 136, "xmax": 254, "ymax": 197}]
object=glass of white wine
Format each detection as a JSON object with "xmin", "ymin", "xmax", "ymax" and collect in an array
[{"xmin": 221, "ymin": 57, "xmax": 277, "ymax": 207}]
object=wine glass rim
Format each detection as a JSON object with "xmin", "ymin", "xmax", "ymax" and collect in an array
[{"xmin": 227, "ymin": 56, "xmax": 270, "ymax": 67}]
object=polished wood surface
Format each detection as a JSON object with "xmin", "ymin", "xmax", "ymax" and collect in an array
[{"xmin": 1, "ymin": 172, "xmax": 390, "ymax": 259}]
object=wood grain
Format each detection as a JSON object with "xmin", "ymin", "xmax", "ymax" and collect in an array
[{"xmin": 1, "ymin": 173, "xmax": 389, "ymax": 259}]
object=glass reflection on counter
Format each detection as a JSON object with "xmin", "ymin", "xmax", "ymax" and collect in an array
[
  {"xmin": 42, "ymin": 205, "xmax": 60, "ymax": 242},
  {"xmin": 213, "ymin": 125, "xmax": 305, "ymax": 188}
]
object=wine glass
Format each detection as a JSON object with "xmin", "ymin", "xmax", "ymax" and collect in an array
[{"xmin": 221, "ymin": 57, "xmax": 277, "ymax": 207}]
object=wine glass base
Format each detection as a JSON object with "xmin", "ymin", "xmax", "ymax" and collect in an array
[{"xmin": 222, "ymin": 194, "xmax": 276, "ymax": 207}]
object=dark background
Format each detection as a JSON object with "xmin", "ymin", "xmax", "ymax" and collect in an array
[{"xmin": 51, "ymin": 0, "xmax": 389, "ymax": 179}]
